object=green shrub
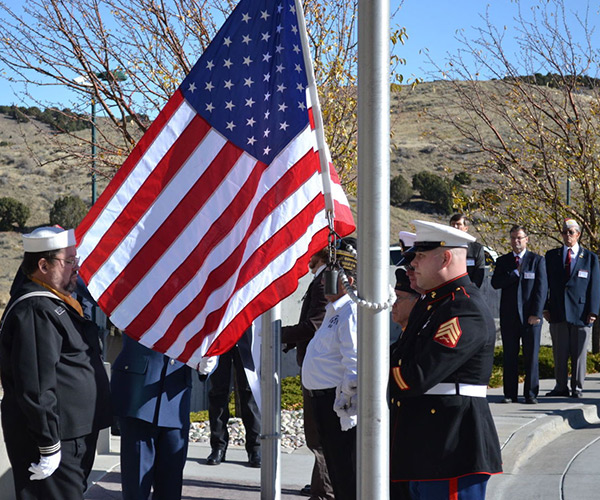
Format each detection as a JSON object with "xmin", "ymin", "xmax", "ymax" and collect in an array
[
  {"xmin": 281, "ymin": 375, "xmax": 303, "ymax": 410},
  {"xmin": 390, "ymin": 174, "xmax": 413, "ymax": 207},
  {"xmin": 412, "ymin": 172, "xmax": 455, "ymax": 214},
  {"xmin": 454, "ymin": 171, "xmax": 472, "ymax": 185},
  {"xmin": 49, "ymin": 195, "xmax": 89, "ymax": 229},
  {"xmin": 0, "ymin": 197, "xmax": 29, "ymax": 230}
]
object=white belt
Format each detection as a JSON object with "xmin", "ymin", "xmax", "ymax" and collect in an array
[{"xmin": 425, "ymin": 383, "xmax": 487, "ymax": 398}]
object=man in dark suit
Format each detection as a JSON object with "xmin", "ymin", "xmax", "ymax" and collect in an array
[
  {"xmin": 112, "ymin": 334, "xmax": 193, "ymax": 499},
  {"xmin": 491, "ymin": 225, "xmax": 547, "ymax": 404},
  {"xmin": 544, "ymin": 219, "xmax": 600, "ymax": 398},
  {"xmin": 282, "ymin": 247, "xmax": 333, "ymax": 499},
  {"xmin": 449, "ymin": 213, "xmax": 486, "ymax": 287}
]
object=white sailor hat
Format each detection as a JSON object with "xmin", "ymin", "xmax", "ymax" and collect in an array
[
  {"xmin": 405, "ymin": 220, "xmax": 475, "ymax": 253},
  {"xmin": 22, "ymin": 226, "xmax": 76, "ymax": 253},
  {"xmin": 398, "ymin": 231, "xmax": 416, "ymax": 251}
]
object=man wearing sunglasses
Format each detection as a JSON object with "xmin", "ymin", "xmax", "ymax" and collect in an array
[
  {"xmin": 544, "ymin": 219, "xmax": 600, "ymax": 398},
  {"xmin": 0, "ymin": 226, "xmax": 111, "ymax": 499}
]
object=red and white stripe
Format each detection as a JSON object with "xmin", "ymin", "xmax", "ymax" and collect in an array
[{"xmin": 76, "ymin": 89, "xmax": 354, "ymax": 366}]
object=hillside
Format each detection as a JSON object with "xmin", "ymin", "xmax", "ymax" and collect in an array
[{"xmin": 0, "ymin": 80, "xmax": 492, "ymax": 309}]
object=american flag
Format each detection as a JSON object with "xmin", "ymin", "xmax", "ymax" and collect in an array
[{"xmin": 75, "ymin": 0, "xmax": 355, "ymax": 365}]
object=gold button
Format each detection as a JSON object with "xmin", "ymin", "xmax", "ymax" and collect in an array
[
  {"xmin": 430, "ymin": 408, "xmax": 436, "ymax": 414},
  {"xmin": 397, "ymin": 401, "xmax": 401, "ymax": 407},
  {"xmin": 124, "ymin": 365, "xmax": 129, "ymax": 370},
  {"xmin": 170, "ymin": 359, "xmax": 175, "ymax": 365},
  {"xmin": 427, "ymin": 305, "xmax": 432, "ymax": 311}
]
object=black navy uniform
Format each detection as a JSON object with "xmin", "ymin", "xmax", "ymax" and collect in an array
[
  {"xmin": 389, "ymin": 274, "xmax": 502, "ymax": 483},
  {"xmin": 0, "ymin": 277, "xmax": 111, "ymax": 499}
]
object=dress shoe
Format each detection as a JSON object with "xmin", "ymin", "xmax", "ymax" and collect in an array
[
  {"xmin": 206, "ymin": 449, "xmax": 226, "ymax": 465},
  {"xmin": 248, "ymin": 450, "xmax": 261, "ymax": 468},
  {"xmin": 501, "ymin": 397, "xmax": 517, "ymax": 403},
  {"xmin": 545, "ymin": 389, "xmax": 570, "ymax": 397},
  {"xmin": 571, "ymin": 391, "xmax": 584, "ymax": 398},
  {"xmin": 300, "ymin": 484, "xmax": 311, "ymax": 497},
  {"xmin": 525, "ymin": 397, "xmax": 538, "ymax": 404}
]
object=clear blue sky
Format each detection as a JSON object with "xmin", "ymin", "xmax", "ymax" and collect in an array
[
  {"xmin": 396, "ymin": 0, "xmax": 600, "ymax": 81},
  {"xmin": 0, "ymin": 0, "xmax": 598, "ymax": 107}
]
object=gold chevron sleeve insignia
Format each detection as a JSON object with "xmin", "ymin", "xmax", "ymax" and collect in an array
[
  {"xmin": 392, "ymin": 366, "xmax": 410, "ymax": 390},
  {"xmin": 433, "ymin": 317, "xmax": 462, "ymax": 348}
]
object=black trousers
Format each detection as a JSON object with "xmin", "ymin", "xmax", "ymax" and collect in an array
[
  {"xmin": 310, "ymin": 388, "xmax": 356, "ymax": 500},
  {"xmin": 4, "ymin": 427, "xmax": 98, "ymax": 500},
  {"xmin": 501, "ymin": 320, "xmax": 541, "ymax": 399},
  {"xmin": 208, "ymin": 345, "xmax": 261, "ymax": 453}
]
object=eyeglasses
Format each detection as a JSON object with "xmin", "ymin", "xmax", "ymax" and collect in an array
[
  {"xmin": 51, "ymin": 256, "xmax": 80, "ymax": 267},
  {"xmin": 561, "ymin": 230, "xmax": 578, "ymax": 236}
]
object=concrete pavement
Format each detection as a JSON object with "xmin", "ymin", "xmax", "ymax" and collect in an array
[{"xmin": 83, "ymin": 374, "xmax": 600, "ymax": 499}]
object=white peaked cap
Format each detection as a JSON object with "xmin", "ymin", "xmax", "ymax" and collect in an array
[
  {"xmin": 22, "ymin": 226, "xmax": 76, "ymax": 253},
  {"xmin": 408, "ymin": 219, "xmax": 476, "ymax": 251},
  {"xmin": 398, "ymin": 231, "xmax": 416, "ymax": 249}
]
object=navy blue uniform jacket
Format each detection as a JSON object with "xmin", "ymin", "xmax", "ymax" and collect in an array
[
  {"xmin": 545, "ymin": 246, "xmax": 600, "ymax": 326},
  {"xmin": 491, "ymin": 250, "xmax": 547, "ymax": 322},
  {"xmin": 112, "ymin": 334, "xmax": 192, "ymax": 428}
]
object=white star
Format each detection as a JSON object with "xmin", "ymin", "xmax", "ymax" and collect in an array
[
  {"xmin": 291, "ymin": 25, "xmax": 298, "ymax": 35},
  {"xmin": 293, "ymin": 45, "xmax": 301, "ymax": 54},
  {"xmin": 223, "ymin": 37, "xmax": 232, "ymax": 47},
  {"xmin": 243, "ymin": 56, "xmax": 253, "ymax": 66},
  {"xmin": 224, "ymin": 80, "xmax": 234, "ymax": 90},
  {"xmin": 247, "ymin": 117, "xmax": 256, "ymax": 126},
  {"xmin": 275, "ymin": 44, "xmax": 284, "ymax": 54},
  {"xmin": 245, "ymin": 97, "xmax": 255, "ymax": 107},
  {"xmin": 263, "ymin": 53, "xmax": 272, "ymax": 62},
  {"xmin": 260, "ymin": 10, "xmax": 270, "ymax": 20},
  {"xmin": 241, "ymin": 13, "xmax": 251, "ymax": 23},
  {"xmin": 276, "ymin": 64, "xmax": 285, "ymax": 73},
  {"xmin": 205, "ymin": 81, "xmax": 215, "ymax": 91},
  {"xmin": 264, "ymin": 110, "xmax": 270, "ymax": 119},
  {"xmin": 206, "ymin": 102, "xmax": 215, "ymax": 112},
  {"xmin": 188, "ymin": 82, "xmax": 197, "ymax": 93},
  {"xmin": 280, "ymin": 122, "xmax": 289, "ymax": 131},
  {"xmin": 244, "ymin": 77, "xmax": 254, "ymax": 87},
  {"xmin": 290, "ymin": 5, "xmax": 296, "ymax": 14},
  {"xmin": 263, "ymin": 73, "xmax": 271, "ymax": 82},
  {"xmin": 277, "ymin": 83, "xmax": 287, "ymax": 93},
  {"xmin": 206, "ymin": 60, "xmax": 215, "ymax": 70},
  {"xmin": 225, "ymin": 101, "xmax": 235, "ymax": 111},
  {"xmin": 263, "ymin": 146, "xmax": 271, "ymax": 155},
  {"xmin": 264, "ymin": 128, "xmax": 271, "ymax": 137},
  {"xmin": 247, "ymin": 136, "xmax": 257, "ymax": 145},
  {"xmin": 226, "ymin": 121, "xmax": 236, "ymax": 131},
  {"xmin": 223, "ymin": 59, "xmax": 233, "ymax": 69},
  {"xmin": 278, "ymin": 102, "xmax": 288, "ymax": 112},
  {"xmin": 295, "ymin": 64, "xmax": 302, "ymax": 73},
  {"xmin": 277, "ymin": 4, "xmax": 283, "ymax": 13},
  {"xmin": 261, "ymin": 32, "xmax": 271, "ymax": 42},
  {"xmin": 296, "ymin": 83, "xmax": 304, "ymax": 91},
  {"xmin": 298, "ymin": 101, "xmax": 306, "ymax": 111},
  {"xmin": 276, "ymin": 24, "xmax": 283, "ymax": 34},
  {"xmin": 242, "ymin": 34, "xmax": 252, "ymax": 45},
  {"xmin": 264, "ymin": 91, "xmax": 271, "ymax": 101}
]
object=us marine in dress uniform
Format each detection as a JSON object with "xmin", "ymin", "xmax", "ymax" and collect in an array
[
  {"xmin": 389, "ymin": 220, "xmax": 502, "ymax": 500},
  {"xmin": 0, "ymin": 226, "xmax": 111, "ymax": 500}
]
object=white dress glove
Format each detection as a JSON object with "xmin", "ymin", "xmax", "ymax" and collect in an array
[
  {"xmin": 341, "ymin": 373, "xmax": 358, "ymax": 396},
  {"xmin": 29, "ymin": 450, "xmax": 61, "ymax": 480},
  {"xmin": 334, "ymin": 385, "xmax": 357, "ymax": 431},
  {"xmin": 197, "ymin": 355, "xmax": 218, "ymax": 376}
]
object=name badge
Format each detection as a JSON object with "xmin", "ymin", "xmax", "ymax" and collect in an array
[
  {"xmin": 524, "ymin": 272, "xmax": 535, "ymax": 280},
  {"xmin": 578, "ymin": 270, "xmax": 589, "ymax": 279},
  {"xmin": 466, "ymin": 259, "xmax": 475, "ymax": 266}
]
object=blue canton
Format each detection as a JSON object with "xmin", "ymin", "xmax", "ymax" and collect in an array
[{"xmin": 181, "ymin": 0, "xmax": 310, "ymax": 164}]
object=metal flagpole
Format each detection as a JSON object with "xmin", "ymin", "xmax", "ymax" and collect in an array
[
  {"xmin": 260, "ymin": 306, "xmax": 282, "ymax": 499},
  {"xmin": 357, "ymin": 0, "xmax": 391, "ymax": 498}
]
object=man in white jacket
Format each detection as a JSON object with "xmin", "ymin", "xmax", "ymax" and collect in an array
[{"xmin": 302, "ymin": 237, "xmax": 358, "ymax": 500}]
